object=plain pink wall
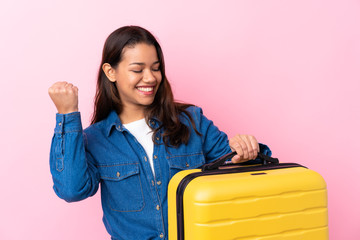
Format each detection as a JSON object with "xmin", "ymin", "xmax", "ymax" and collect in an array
[{"xmin": 1, "ymin": 0, "xmax": 359, "ymax": 239}]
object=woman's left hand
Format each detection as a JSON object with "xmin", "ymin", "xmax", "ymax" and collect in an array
[{"xmin": 229, "ymin": 134, "xmax": 260, "ymax": 163}]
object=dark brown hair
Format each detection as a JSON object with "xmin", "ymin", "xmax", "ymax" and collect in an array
[{"xmin": 91, "ymin": 26, "xmax": 200, "ymax": 147}]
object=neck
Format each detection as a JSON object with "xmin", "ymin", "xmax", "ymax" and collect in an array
[{"xmin": 119, "ymin": 105, "xmax": 146, "ymax": 124}]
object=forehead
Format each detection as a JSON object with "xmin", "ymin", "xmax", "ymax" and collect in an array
[{"xmin": 121, "ymin": 43, "xmax": 158, "ymax": 63}]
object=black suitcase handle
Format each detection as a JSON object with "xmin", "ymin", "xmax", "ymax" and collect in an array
[{"xmin": 202, "ymin": 152, "xmax": 279, "ymax": 171}]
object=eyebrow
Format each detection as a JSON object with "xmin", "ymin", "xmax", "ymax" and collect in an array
[{"xmin": 129, "ymin": 61, "xmax": 160, "ymax": 66}]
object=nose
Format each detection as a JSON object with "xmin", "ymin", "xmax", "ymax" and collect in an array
[{"xmin": 143, "ymin": 69, "xmax": 156, "ymax": 83}]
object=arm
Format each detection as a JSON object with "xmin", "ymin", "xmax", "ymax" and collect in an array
[
  {"xmin": 191, "ymin": 107, "xmax": 232, "ymax": 162},
  {"xmin": 48, "ymin": 82, "xmax": 100, "ymax": 202},
  {"xmin": 193, "ymin": 107, "xmax": 270, "ymax": 164}
]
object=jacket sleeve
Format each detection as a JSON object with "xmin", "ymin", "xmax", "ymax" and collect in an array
[
  {"xmin": 187, "ymin": 107, "xmax": 232, "ymax": 163},
  {"xmin": 191, "ymin": 107, "xmax": 272, "ymax": 163},
  {"xmin": 49, "ymin": 112, "xmax": 100, "ymax": 202}
]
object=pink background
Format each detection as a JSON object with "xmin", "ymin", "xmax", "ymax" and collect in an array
[{"xmin": 1, "ymin": 0, "xmax": 359, "ymax": 239}]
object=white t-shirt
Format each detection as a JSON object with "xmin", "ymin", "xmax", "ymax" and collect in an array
[{"xmin": 123, "ymin": 119, "xmax": 155, "ymax": 176}]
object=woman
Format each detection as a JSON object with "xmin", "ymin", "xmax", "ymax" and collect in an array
[{"xmin": 48, "ymin": 26, "xmax": 269, "ymax": 240}]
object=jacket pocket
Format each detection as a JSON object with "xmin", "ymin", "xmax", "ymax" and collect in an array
[
  {"xmin": 98, "ymin": 163, "xmax": 144, "ymax": 212},
  {"xmin": 167, "ymin": 152, "xmax": 205, "ymax": 179}
]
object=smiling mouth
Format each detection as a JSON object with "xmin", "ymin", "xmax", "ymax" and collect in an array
[
  {"xmin": 136, "ymin": 86, "xmax": 156, "ymax": 95},
  {"xmin": 136, "ymin": 86, "xmax": 154, "ymax": 92}
]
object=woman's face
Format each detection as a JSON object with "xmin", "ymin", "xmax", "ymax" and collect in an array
[{"xmin": 112, "ymin": 43, "xmax": 162, "ymax": 112}]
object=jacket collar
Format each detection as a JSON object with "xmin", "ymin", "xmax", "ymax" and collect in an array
[
  {"xmin": 104, "ymin": 110, "xmax": 122, "ymax": 136},
  {"xmin": 104, "ymin": 110, "xmax": 160, "ymax": 137}
]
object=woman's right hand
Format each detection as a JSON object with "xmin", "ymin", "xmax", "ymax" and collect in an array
[{"xmin": 48, "ymin": 81, "xmax": 79, "ymax": 114}]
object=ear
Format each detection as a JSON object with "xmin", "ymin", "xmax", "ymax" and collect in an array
[{"xmin": 102, "ymin": 63, "xmax": 117, "ymax": 82}]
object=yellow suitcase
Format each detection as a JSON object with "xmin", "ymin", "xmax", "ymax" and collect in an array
[{"xmin": 168, "ymin": 152, "xmax": 328, "ymax": 240}]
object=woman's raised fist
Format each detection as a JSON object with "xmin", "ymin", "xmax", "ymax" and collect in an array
[{"xmin": 48, "ymin": 81, "xmax": 79, "ymax": 114}]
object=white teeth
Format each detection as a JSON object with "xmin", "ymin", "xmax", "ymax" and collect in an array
[{"xmin": 137, "ymin": 87, "xmax": 153, "ymax": 92}]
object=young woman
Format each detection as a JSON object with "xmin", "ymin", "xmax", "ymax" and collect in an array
[{"xmin": 48, "ymin": 26, "xmax": 270, "ymax": 240}]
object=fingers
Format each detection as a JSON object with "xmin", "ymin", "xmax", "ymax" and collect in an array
[
  {"xmin": 242, "ymin": 135, "xmax": 259, "ymax": 160},
  {"xmin": 249, "ymin": 135, "xmax": 260, "ymax": 156},
  {"xmin": 230, "ymin": 135, "xmax": 247, "ymax": 160},
  {"xmin": 48, "ymin": 81, "xmax": 79, "ymax": 114},
  {"xmin": 229, "ymin": 134, "xmax": 259, "ymax": 163},
  {"xmin": 48, "ymin": 82, "xmax": 78, "ymax": 95}
]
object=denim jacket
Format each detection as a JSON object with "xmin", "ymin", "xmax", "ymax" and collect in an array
[{"xmin": 49, "ymin": 106, "xmax": 270, "ymax": 240}]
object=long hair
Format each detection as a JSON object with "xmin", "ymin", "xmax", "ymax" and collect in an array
[{"xmin": 91, "ymin": 26, "xmax": 200, "ymax": 147}]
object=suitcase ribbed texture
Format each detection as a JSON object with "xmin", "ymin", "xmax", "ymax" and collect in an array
[{"xmin": 168, "ymin": 165, "xmax": 328, "ymax": 240}]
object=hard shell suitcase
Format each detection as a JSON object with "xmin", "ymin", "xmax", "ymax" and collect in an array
[{"xmin": 168, "ymin": 152, "xmax": 328, "ymax": 240}]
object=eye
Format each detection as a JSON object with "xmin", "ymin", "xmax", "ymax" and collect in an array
[
  {"xmin": 131, "ymin": 70, "xmax": 143, "ymax": 73},
  {"xmin": 152, "ymin": 64, "xmax": 161, "ymax": 71}
]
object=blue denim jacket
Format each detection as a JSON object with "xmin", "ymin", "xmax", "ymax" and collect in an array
[{"xmin": 50, "ymin": 106, "xmax": 270, "ymax": 240}]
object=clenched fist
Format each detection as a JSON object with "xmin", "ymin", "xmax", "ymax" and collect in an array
[{"xmin": 48, "ymin": 81, "xmax": 79, "ymax": 114}]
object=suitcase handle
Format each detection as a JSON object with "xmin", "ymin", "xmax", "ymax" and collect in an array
[{"xmin": 202, "ymin": 152, "xmax": 279, "ymax": 171}]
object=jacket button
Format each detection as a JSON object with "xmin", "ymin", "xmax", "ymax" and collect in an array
[
  {"xmin": 160, "ymin": 233, "xmax": 164, "ymax": 238},
  {"xmin": 58, "ymin": 122, "xmax": 62, "ymax": 126},
  {"xmin": 186, "ymin": 163, "xmax": 189, "ymax": 167},
  {"xmin": 154, "ymin": 155, "xmax": 158, "ymax": 159},
  {"xmin": 157, "ymin": 181, "xmax": 161, "ymax": 185},
  {"xmin": 144, "ymin": 156, "xmax": 147, "ymax": 162},
  {"xmin": 156, "ymin": 137, "xmax": 160, "ymax": 141},
  {"xmin": 156, "ymin": 205, "xmax": 160, "ymax": 210},
  {"xmin": 116, "ymin": 172, "xmax": 120, "ymax": 178}
]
